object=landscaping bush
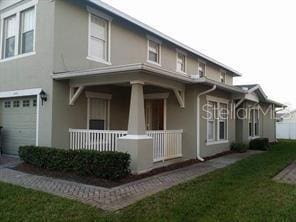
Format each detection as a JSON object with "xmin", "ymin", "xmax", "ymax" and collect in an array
[
  {"xmin": 19, "ymin": 146, "xmax": 131, "ymax": 180},
  {"xmin": 249, "ymin": 138, "xmax": 271, "ymax": 151},
  {"xmin": 231, "ymin": 143, "xmax": 248, "ymax": 153}
]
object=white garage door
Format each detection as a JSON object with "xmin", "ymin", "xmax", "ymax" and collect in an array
[{"xmin": 0, "ymin": 97, "xmax": 37, "ymax": 155}]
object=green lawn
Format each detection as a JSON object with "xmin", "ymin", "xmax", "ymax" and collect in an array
[{"xmin": 1, "ymin": 141, "xmax": 296, "ymax": 222}]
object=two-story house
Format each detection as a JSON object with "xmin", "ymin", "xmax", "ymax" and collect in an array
[{"xmin": 0, "ymin": 0, "xmax": 284, "ymax": 173}]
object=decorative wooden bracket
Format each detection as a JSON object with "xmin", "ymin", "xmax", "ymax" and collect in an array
[
  {"xmin": 69, "ymin": 86, "xmax": 84, "ymax": 105},
  {"xmin": 174, "ymin": 89, "xmax": 185, "ymax": 108}
]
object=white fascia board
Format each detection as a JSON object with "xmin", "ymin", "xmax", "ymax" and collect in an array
[{"xmin": 0, "ymin": 88, "xmax": 42, "ymax": 98}]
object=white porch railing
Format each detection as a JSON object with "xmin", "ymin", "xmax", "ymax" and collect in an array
[
  {"xmin": 147, "ymin": 130, "xmax": 183, "ymax": 162},
  {"xmin": 69, "ymin": 129, "xmax": 183, "ymax": 162}
]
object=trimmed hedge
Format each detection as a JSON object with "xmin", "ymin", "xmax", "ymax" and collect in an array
[
  {"xmin": 19, "ymin": 146, "xmax": 131, "ymax": 180},
  {"xmin": 249, "ymin": 138, "xmax": 271, "ymax": 151},
  {"xmin": 231, "ymin": 143, "xmax": 248, "ymax": 153}
]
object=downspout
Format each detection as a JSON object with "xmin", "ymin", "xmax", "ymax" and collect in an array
[{"xmin": 196, "ymin": 85, "xmax": 217, "ymax": 161}]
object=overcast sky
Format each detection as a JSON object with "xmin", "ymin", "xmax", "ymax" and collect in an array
[{"xmin": 103, "ymin": 0, "xmax": 296, "ymax": 110}]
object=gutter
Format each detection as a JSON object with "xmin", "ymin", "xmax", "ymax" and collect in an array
[{"xmin": 196, "ymin": 85, "xmax": 217, "ymax": 161}]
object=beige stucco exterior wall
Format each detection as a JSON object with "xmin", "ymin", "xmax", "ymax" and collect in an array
[
  {"xmin": 53, "ymin": 0, "xmax": 234, "ymax": 84},
  {"xmin": 198, "ymin": 87, "xmax": 236, "ymax": 157},
  {"xmin": 0, "ymin": 0, "xmax": 55, "ymax": 147}
]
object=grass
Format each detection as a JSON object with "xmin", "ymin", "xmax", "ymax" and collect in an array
[{"xmin": 1, "ymin": 141, "xmax": 296, "ymax": 221}]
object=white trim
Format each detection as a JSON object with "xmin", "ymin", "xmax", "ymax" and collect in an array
[
  {"xmin": 206, "ymin": 95, "xmax": 229, "ymax": 104},
  {"xmin": 144, "ymin": 93, "xmax": 169, "ymax": 100},
  {"xmin": 86, "ymin": 56, "xmax": 112, "ymax": 65},
  {"xmin": 119, "ymin": 135, "xmax": 152, "ymax": 140},
  {"xmin": 146, "ymin": 35, "xmax": 162, "ymax": 66},
  {"xmin": 86, "ymin": 0, "xmax": 242, "ymax": 77},
  {"xmin": 0, "ymin": 0, "xmax": 38, "ymax": 60},
  {"xmin": 198, "ymin": 59, "xmax": 207, "ymax": 78},
  {"xmin": 86, "ymin": 92, "xmax": 112, "ymax": 130},
  {"xmin": 0, "ymin": 51, "xmax": 36, "ymax": 63},
  {"xmin": 87, "ymin": 9, "xmax": 112, "ymax": 65},
  {"xmin": 36, "ymin": 93, "xmax": 40, "ymax": 146},
  {"xmin": 0, "ymin": 87, "xmax": 42, "ymax": 146},
  {"xmin": 176, "ymin": 49, "xmax": 187, "ymax": 75},
  {"xmin": 0, "ymin": 88, "xmax": 42, "ymax": 98},
  {"xmin": 206, "ymin": 140, "xmax": 229, "ymax": 146},
  {"xmin": 85, "ymin": 91, "xmax": 112, "ymax": 100},
  {"xmin": 206, "ymin": 96, "xmax": 229, "ymax": 143}
]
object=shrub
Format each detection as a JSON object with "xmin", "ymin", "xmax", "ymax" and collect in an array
[
  {"xmin": 19, "ymin": 146, "xmax": 131, "ymax": 180},
  {"xmin": 231, "ymin": 143, "xmax": 248, "ymax": 153},
  {"xmin": 249, "ymin": 138, "xmax": 271, "ymax": 151}
]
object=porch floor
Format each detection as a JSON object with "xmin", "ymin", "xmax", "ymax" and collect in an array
[{"xmin": 0, "ymin": 151, "xmax": 261, "ymax": 211}]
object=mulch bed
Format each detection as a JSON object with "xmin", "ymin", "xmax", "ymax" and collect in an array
[{"xmin": 14, "ymin": 150, "xmax": 237, "ymax": 188}]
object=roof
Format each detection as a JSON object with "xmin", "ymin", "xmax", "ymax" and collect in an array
[
  {"xmin": 52, "ymin": 63, "xmax": 245, "ymax": 94},
  {"xmin": 235, "ymin": 84, "xmax": 286, "ymax": 107},
  {"xmin": 83, "ymin": 0, "xmax": 242, "ymax": 77}
]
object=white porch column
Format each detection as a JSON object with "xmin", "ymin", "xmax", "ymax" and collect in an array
[{"xmin": 117, "ymin": 81, "xmax": 153, "ymax": 174}]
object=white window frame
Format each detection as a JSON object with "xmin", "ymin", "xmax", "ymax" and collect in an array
[
  {"xmin": 87, "ymin": 7, "xmax": 112, "ymax": 65},
  {"xmin": 198, "ymin": 60, "xmax": 207, "ymax": 78},
  {"xmin": 248, "ymin": 107, "xmax": 260, "ymax": 139},
  {"xmin": 176, "ymin": 49, "xmax": 187, "ymax": 74},
  {"xmin": 0, "ymin": 0, "xmax": 37, "ymax": 62},
  {"xmin": 220, "ymin": 70, "xmax": 226, "ymax": 83},
  {"xmin": 206, "ymin": 95, "xmax": 229, "ymax": 145},
  {"xmin": 146, "ymin": 35, "xmax": 161, "ymax": 66},
  {"xmin": 85, "ymin": 91, "xmax": 112, "ymax": 130}
]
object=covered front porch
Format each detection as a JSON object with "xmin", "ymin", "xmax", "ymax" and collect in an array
[{"xmin": 55, "ymin": 69, "xmax": 187, "ymax": 172}]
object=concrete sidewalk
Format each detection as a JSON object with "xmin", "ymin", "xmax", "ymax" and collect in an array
[{"xmin": 0, "ymin": 151, "xmax": 261, "ymax": 211}]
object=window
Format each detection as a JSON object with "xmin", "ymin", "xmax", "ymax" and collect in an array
[
  {"xmin": 13, "ymin": 100, "xmax": 20, "ymax": 108},
  {"xmin": 177, "ymin": 51, "xmax": 186, "ymax": 73},
  {"xmin": 198, "ymin": 61, "xmax": 206, "ymax": 77},
  {"xmin": 219, "ymin": 103, "xmax": 228, "ymax": 140},
  {"xmin": 1, "ymin": 3, "xmax": 36, "ymax": 60},
  {"xmin": 249, "ymin": 109, "xmax": 259, "ymax": 138},
  {"xmin": 147, "ymin": 38, "xmax": 161, "ymax": 65},
  {"xmin": 20, "ymin": 7, "xmax": 35, "ymax": 54},
  {"xmin": 220, "ymin": 71, "xmax": 226, "ymax": 83},
  {"xmin": 206, "ymin": 97, "xmax": 229, "ymax": 143},
  {"xmin": 2, "ymin": 15, "xmax": 16, "ymax": 58},
  {"xmin": 207, "ymin": 101, "xmax": 217, "ymax": 141},
  {"xmin": 33, "ymin": 99, "xmax": 37, "ymax": 107},
  {"xmin": 88, "ymin": 13, "xmax": 110, "ymax": 63},
  {"xmin": 4, "ymin": 101, "xmax": 11, "ymax": 108},
  {"xmin": 22, "ymin": 100, "xmax": 30, "ymax": 107}
]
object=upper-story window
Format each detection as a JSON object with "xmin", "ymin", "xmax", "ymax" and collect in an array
[
  {"xmin": 147, "ymin": 36, "xmax": 161, "ymax": 65},
  {"xmin": 176, "ymin": 51, "xmax": 186, "ymax": 73},
  {"xmin": 88, "ymin": 9, "xmax": 112, "ymax": 65},
  {"xmin": 220, "ymin": 70, "xmax": 226, "ymax": 83},
  {"xmin": 0, "ymin": 1, "xmax": 36, "ymax": 61},
  {"xmin": 198, "ymin": 61, "xmax": 206, "ymax": 77},
  {"xmin": 20, "ymin": 7, "xmax": 35, "ymax": 54}
]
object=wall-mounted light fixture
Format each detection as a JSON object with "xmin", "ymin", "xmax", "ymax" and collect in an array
[{"xmin": 40, "ymin": 90, "xmax": 47, "ymax": 105}]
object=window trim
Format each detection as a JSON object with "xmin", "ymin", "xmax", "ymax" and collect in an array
[
  {"xmin": 198, "ymin": 60, "xmax": 207, "ymax": 78},
  {"xmin": 146, "ymin": 35, "xmax": 162, "ymax": 66},
  {"xmin": 87, "ymin": 7, "xmax": 112, "ymax": 65},
  {"xmin": 248, "ymin": 107, "xmax": 260, "ymax": 139},
  {"xmin": 206, "ymin": 96, "xmax": 229, "ymax": 145},
  {"xmin": 176, "ymin": 49, "xmax": 187, "ymax": 74},
  {"xmin": 0, "ymin": 0, "xmax": 37, "ymax": 61},
  {"xmin": 220, "ymin": 69, "xmax": 226, "ymax": 83}
]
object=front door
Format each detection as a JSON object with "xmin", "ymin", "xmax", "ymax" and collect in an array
[
  {"xmin": 145, "ymin": 99, "xmax": 164, "ymax": 130},
  {"xmin": 88, "ymin": 98, "xmax": 109, "ymax": 130}
]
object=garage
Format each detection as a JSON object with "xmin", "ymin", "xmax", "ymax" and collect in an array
[{"xmin": 0, "ymin": 96, "xmax": 37, "ymax": 155}]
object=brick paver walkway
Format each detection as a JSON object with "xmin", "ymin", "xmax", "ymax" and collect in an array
[
  {"xmin": 0, "ymin": 151, "xmax": 261, "ymax": 211},
  {"xmin": 274, "ymin": 161, "xmax": 296, "ymax": 185}
]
